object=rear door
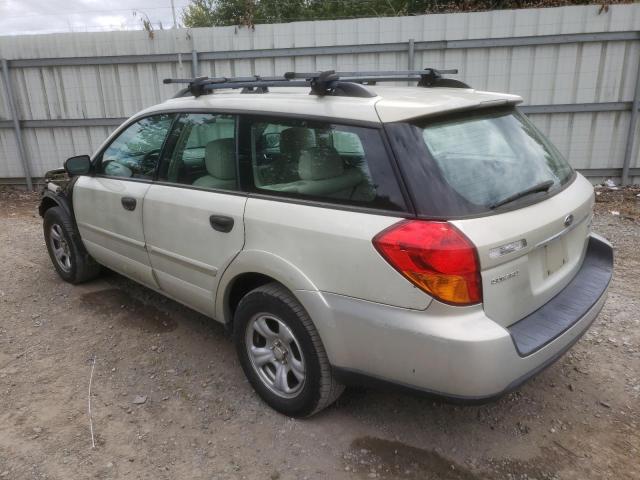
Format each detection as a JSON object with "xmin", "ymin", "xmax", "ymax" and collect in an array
[
  {"xmin": 142, "ymin": 113, "xmax": 246, "ymax": 317},
  {"xmin": 73, "ymin": 113, "xmax": 175, "ymax": 288},
  {"xmin": 237, "ymin": 115, "xmax": 427, "ymax": 309}
]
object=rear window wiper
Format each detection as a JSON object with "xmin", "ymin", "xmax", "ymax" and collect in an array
[{"xmin": 489, "ymin": 179, "xmax": 554, "ymax": 210}]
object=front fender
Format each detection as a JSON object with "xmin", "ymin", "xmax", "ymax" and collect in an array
[{"xmin": 39, "ymin": 188, "xmax": 73, "ymax": 218}]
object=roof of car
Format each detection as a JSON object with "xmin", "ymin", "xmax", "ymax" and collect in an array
[{"xmin": 139, "ymin": 85, "xmax": 522, "ymax": 124}]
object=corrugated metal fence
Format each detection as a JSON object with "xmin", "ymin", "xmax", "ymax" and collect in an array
[{"xmin": 1, "ymin": 3, "xmax": 639, "ymax": 189}]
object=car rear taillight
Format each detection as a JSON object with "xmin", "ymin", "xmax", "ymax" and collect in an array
[{"xmin": 373, "ymin": 220, "xmax": 482, "ymax": 306}]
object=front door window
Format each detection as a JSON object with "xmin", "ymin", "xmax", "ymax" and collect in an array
[{"xmin": 99, "ymin": 114, "xmax": 174, "ymax": 179}]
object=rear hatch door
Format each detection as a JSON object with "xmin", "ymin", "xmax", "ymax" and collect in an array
[
  {"xmin": 452, "ymin": 175, "xmax": 594, "ymax": 327},
  {"xmin": 384, "ymin": 105, "xmax": 595, "ymax": 327}
]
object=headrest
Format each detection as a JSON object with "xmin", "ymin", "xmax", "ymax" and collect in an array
[
  {"xmin": 298, "ymin": 147, "xmax": 344, "ymax": 181},
  {"xmin": 280, "ymin": 128, "xmax": 315, "ymax": 158},
  {"xmin": 204, "ymin": 138, "xmax": 236, "ymax": 180}
]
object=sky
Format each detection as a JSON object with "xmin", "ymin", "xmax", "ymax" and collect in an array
[{"xmin": 0, "ymin": 0, "xmax": 192, "ymax": 36}]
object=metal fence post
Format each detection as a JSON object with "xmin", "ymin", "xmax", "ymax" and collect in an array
[
  {"xmin": 622, "ymin": 57, "xmax": 640, "ymax": 186},
  {"xmin": 1, "ymin": 59, "xmax": 32, "ymax": 191},
  {"xmin": 191, "ymin": 49, "xmax": 199, "ymax": 77},
  {"xmin": 407, "ymin": 38, "xmax": 415, "ymax": 70}
]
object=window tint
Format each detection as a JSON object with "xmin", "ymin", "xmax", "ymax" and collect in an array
[
  {"xmin": 158, "ymin": 113, "xmax": 238, "ymax": 191},
  {"xmin": 240, "ymin": 117, "xmax": 406, "ymax": 211},
  {"xmin": 385, "ymin": 107, "xmax": 575, "ymax": 218},
  {"xmin": 419, "ymin": 109, "xmax": 573, "ymax": 208},
  {"xmin": 99, "ymin": 114, "xmax": 174, "ymax": 179}
]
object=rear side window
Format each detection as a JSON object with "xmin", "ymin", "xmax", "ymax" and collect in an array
[
  {"xmin": 386, "ymin": 107, "xmax": 575, "ymax": 218},
  {"xmin": 239, "ymin": 116, "xmax": 407, "ymax": 212}
]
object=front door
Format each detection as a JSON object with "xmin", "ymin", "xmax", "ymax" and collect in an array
[
  {"xmin": 142, "ymin": 113, "xmax": 246, "ymax": 317},
  {"xmin": 73, "ymin": 113, "xmax": 175, "ymax": 288}
]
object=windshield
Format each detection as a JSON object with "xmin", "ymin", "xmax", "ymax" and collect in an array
[{"xmin": 417, "ymin": 109, "xmax": 573, "ymax": 210}]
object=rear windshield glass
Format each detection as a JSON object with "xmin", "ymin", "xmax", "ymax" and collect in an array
[{"xmin": 387, "ymin": 107, "xmax": 575, "ymax": 218}]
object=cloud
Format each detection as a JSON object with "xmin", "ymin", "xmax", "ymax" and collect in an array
[{"xmin": 0, "ymin": 0, "xmax": 189, "ymax": 35}]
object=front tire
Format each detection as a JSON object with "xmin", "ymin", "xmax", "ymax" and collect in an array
[
  {"xmin": 43, "ymin": 206, "xmax": 101, "ymax": 284},
  {"xmin": 234, "ymin": 282, "xmax": 344, "ymax": 417}
]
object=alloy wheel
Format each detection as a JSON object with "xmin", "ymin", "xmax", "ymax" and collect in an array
[
  {"xmin": 49, "ymin": 224, "xmax": 72, "ymax": 272},
  {"xmin": 245, "ymin": 313, "xmax": 306, "ymax": 398}
]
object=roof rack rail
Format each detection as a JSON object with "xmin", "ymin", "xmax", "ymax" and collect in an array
[{"xmin": 163, "ymin": 68, "xmax": 468, "ymax": 98}]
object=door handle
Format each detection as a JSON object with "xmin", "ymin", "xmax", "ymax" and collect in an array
[
  {"xmin": 121, "ymin": 197, "xmax": 137, "ymax": 211},
  {"xmin": 209, "ymin": 215, "xmax": 234, "ymax": 233}
]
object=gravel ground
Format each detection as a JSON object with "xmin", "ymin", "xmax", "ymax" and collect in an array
[{"xmin": 0, "ymin": 185, "xmax": 638, "ymax": 480}]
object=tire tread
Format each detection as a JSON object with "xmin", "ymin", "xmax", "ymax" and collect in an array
[
  {"xmin": 43, "ymin": 206, "xmax": 101, "ymax": 284},
  {"xmin": 241, "ymin": 282, "xmax": 344, "ymax": 416}
]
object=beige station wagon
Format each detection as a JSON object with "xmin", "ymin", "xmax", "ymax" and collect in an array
[{"xmin": 40, "ymin": 69, "xmax": 613, "ymax": 416}]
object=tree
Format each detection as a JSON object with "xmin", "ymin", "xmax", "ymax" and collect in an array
[
  {"xmin": 181, "ymin": 0, "xmax": 423, "ymax": 28},
  {"xmin": 181, "ymin": 0, "xmax": 222, "ymax": 27},
  {"xmin": 181, "ymin": 1, "xmax": 628, "ymax": 28}
]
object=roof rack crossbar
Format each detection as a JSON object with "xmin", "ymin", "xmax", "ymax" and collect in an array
[
  {"xmin": 163, "ymin": 75, "xmax": 287, "ymax": 85},
  {"xmin": 203, "ymin": 80, "xmax": 308, "ymax": 91},
  {"xmin": 346, "ymin": 76, "xmax": 425, "ymax": 82},
  {"xmin": 162, "ymin": 67, "xmax": 467, "ymax": 98},
  {"xmin": 284, "ymin": 69, "xmax": 458, "ymax": 79},
  {"xmin": 164, "ymin": 75, "xmax": 292, "ymax": 96}
]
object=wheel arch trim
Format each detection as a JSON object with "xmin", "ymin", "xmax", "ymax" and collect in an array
[
  {"xmin": 39, "ymin": 190, "xmax": 72, "ymax": 218},
  {"xmin": 215, "ymin": 249, "xmax": 320, "ymax": 325}
]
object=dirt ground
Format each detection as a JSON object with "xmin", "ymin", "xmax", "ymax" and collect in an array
[{"xmin": 0, "ymin": 185, "xmax": 638, "ymax": 480}]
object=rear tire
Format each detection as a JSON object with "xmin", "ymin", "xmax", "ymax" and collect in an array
[
  {"xmin": 233, "ymin": 282, "xmax": 344, "ymax": 417},
  {"xmin": 43, "ymin": 206, "xmax": 101, "ymax": 284}
]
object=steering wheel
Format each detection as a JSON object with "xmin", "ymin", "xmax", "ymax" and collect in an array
[{"xmin": 140, "ymin": 149, "xmax": 161, "ymax": 176}]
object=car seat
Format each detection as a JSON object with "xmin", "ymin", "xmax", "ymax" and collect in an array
[{"xmin": 192, "ymin": 138, "xmax": 236, "ymax": 190}]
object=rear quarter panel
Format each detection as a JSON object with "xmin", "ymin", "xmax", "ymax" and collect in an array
[{"xmin": 233, "ymin": 198, "xmax": 432, "ymax": 310}]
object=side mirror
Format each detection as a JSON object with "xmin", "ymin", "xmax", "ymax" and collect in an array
[{"xmin": 64, "ymin": 155, "xmax": 91, "ymax": 176}]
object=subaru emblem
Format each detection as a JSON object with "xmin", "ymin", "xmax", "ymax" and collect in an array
[{"xmin": 564, "ymin": 214, "xmax": 574, "ymax": 228}]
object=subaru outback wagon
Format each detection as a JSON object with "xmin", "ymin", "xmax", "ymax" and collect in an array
[{"xmin": 40, "ymin": 69, "xmax": 613, "ymax": 417}]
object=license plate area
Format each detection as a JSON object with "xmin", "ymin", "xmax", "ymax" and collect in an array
[{"xmin": 544, "ymin": 238, "xmax": 566, "ymax": 276}]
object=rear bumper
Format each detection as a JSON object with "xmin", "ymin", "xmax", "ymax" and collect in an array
[
  {"xmin": 296, "ymin": 234, "xmax": 613, "ymax": 401},
  {"xmin": 508, "ymin": 234, "xmax": 613, "ymax": 357}
]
